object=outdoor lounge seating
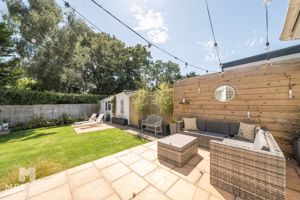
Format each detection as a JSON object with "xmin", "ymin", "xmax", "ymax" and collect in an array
[
  {"xmin": 177, "ymin": 118, "xmax": 238, "ymax": 148},
  {"xmin": 209, "ymin": 130, "xmax": 286, "ymax": 200},
  {"xmin": 74, "ymin": 114, "xmax": 104, "ymax": 128},
  {"xmin": 72, "ymin": 113, "xmax": 97, "ymax": 127},
  {"xmin": 141, "ymin": 115, "xmax": 162, "ymax": 135}
]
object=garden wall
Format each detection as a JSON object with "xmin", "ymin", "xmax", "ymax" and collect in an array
[
  {"xmin": 173, "ymin": 59, "xmax": 300, "ymax": 156},
  {"xmin": 0, "ymin": 104, "xmax": 99, "ymax": 126}
]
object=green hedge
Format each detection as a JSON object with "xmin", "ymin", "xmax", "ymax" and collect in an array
[{"xmin": 0, "ymin": 89, "xmax": 104, "ymax": 105}]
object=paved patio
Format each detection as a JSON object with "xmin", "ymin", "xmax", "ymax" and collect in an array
[{"xmin": 0, "ymin": 140, "xmax": 300, "ymax": 200}]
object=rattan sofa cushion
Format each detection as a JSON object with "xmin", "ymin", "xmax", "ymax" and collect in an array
[
  {"xmin": 158, "ymin": 134, "xmax": 197, "ymax": 151},
  {"xmin": 196, "ymin": 118, "xmax": 206, "ymax": 131},
  {"xmin": 254, "ymin": 129, "xmax": 270, "ymax": 151},
  {"xmin": 182, "ymin": 118, "xmax": 198, "ymax": 131},
  {"xmin": 229, "ymin": 122, "xmax": 240, "ymax": 136},
  {"xmin": 206, "ymin": 120, "xmax": 230, "ymax": 135},
  {"xmin": 222, "ymin": 138, "xmax": 254, "ymax": 148}
]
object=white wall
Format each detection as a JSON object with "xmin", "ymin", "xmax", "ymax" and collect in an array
[
  {"xmin": 100, "ymin": 96, "xmax": 115, "ymax": 119},
  {"xmin": 115, "ymin": 92, "xmax": 130, "ymax": 124}
]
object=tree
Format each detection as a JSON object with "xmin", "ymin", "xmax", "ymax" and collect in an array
[
  {"xmin": 0, "ymin": 22, "xmax": 21, "ymax": 87},
  {"xmin": 4, "ymin": 0, "xmax": 93, "ymax": 92},
  {"xmin": 84, "ymin": 34, "xmax": 150, "ymax": 95},
  {"xmin": 185, "ymin": 71, "xmax": 197, "ymax": 78},
  {"xmin": 143, "ymin": 60, "xmax": 181, "ymax": 89}
]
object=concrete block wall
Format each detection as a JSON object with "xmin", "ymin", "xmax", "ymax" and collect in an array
[{"xmin": 0, "ymin": 104, "xmax": 99, "ymax": 127}]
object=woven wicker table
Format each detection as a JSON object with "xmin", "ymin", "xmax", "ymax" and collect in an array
[{"xmin": 157, "ymin": 134, "xmax": 198, "ymax": 167}]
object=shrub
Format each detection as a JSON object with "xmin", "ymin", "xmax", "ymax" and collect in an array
[
  {"xmin": 55, "ymin": 113, "xmax": 74, "ymax": 125},
  {"xmin": 133, "ymin": 89, "xmax": 150, "ymax": 119},
  {"xmin": 154, "ymin": 83, "xmax": 173, "ymax": 121},
  {"xmin": 12, "ymin": 113, "xmax": 82, "ymax": 131},
  {"xmin": 0, "ymin": 88, "xmax": 104, "ymax": 105},
  {"xmin": 0, "ymin": 158, "xmax": 63, "ymax": 191}
]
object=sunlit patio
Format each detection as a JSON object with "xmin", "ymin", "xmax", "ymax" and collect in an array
[{"xmin": 1, "ymin": 139, "xmax": 299, "ymax": 200}]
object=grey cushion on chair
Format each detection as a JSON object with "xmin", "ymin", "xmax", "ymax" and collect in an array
[
  {"xmin": 196, "ymin": 118, "xmax": 206, "ymax": 131},
  {"xmin": 205, "ymin": 120, "xmax": 230, "ymax": 135}
]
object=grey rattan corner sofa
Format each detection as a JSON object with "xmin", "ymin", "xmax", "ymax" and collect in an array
[
  {"xmin": 210, "ymin": 131, "xmax": 286, "ymax": 200},
  {"xmin": 177, "ymin": 118, "xmax": 286, "ymax": 200}
]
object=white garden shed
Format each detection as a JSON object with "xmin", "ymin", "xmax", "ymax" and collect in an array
[
  {"xmin": 100, "ymin": 90, "xmax": 135, "ymax": 124},
  {"xmin": 100, "ymin": 95, "xmax": 115, "ymax": 121}
]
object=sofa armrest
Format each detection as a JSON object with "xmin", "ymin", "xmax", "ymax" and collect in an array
[{"xmin": 209, "ymin": 139, "xmax": 286, "ymax": 200}]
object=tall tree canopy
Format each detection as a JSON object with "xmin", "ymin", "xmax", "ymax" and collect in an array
[
  {"xmin": 2, "ymin": 0, "xmax": 183, "ymax": 94},
  {"xmin": 0, "ymin": 22, "xmax": 21, "ymax": 87}
]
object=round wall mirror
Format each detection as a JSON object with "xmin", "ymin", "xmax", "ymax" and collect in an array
[{"xmin": 214, "ymin": 85, "xmax": 235, "ymax": 102}]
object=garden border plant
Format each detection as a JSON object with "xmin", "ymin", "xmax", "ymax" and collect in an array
[{"xmin": 154, "ymin": 83, "xmax": 175, "ymax": 135}]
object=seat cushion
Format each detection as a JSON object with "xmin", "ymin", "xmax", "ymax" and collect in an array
[
  {"xmin": 254, "ymin": 129, "xmax": 270, "ymax": 151},
  {"xmin": 196, "ymin": 118, "xmax": 206, "ymax": 131},
  {"xmin": 223, "ymin": 138, "xmax": 254, "ymax": 148},
  {"xmin": 238, "ymin": 122, "xmax": 257, "ymax": 141},
  {"xmin": 183, "ymin": 130, "xmax": 227, "ymax": 139},
  {"xmin": 205, "ymin": 120, "xmax": 230, "ymax": 135},
  {"xmin": 230, "ymin": 122, "xmax": 240, "ymax": 136},
  {"xmin": 183, "ymin": 118, "xmax": 198, "ymax": 131}
]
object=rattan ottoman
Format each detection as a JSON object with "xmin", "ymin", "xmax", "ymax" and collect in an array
[{"xmin": 157, "ymin": 134, "xmax": 198, "ymax": 167}]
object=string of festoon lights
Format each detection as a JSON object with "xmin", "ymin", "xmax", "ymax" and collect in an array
[
  {"xmin": 63, "ymin": 0, "xmax": 272, "ymax": 74},
  {"xmin": 62, "ymin": 0, "xmax": 217, "ymax": 74}
]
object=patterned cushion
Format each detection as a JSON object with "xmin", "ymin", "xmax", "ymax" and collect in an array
[
  {"xmin": 182, "ymin": 118, "xmax": 198, "ymax": 131},
  {"xmin": 238, "ymin": 122, "xmax": 257, "ymax": 141}
]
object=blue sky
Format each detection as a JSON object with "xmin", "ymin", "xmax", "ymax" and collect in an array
[{"xmin": 1, "ymin": 0, "xmax": 299, "ymax": 74}]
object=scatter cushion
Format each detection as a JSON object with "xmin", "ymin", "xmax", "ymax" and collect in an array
[
  {"xmin": 238, "ymin": 122, "xmax": 257, "ymax": 141},
  {"xmin": 182, "ymin": 118, "xmax": 198, "ymax": 131},
  {"xmin": 254, "ymin": 129, "xmax": 270, "ymax": 151}
]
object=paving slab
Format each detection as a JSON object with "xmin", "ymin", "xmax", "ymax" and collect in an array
[
  {"xmin": 101, "ymin": 163, "xmax": 131, "ymax": 182},
  {"xmin": 0, "ymin": 140, "xmax": 299, "ymax": 200},
  {"xmin": 112, "ymin": 172, "xmax": 148, "ymax": 200}
]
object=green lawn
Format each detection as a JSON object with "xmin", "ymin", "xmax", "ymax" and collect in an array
[{"xmin": 0, "ymin": 125, "xmax": 147, "ymax": 185}]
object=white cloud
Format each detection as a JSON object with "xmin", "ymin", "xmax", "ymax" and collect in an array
[
  {"xmin": 244, "ymin": 37, "xmax": 264, "ymax": 47},
  {"xmin": 197, "ymin": 40, "xmax": 235, "ymax": 62},
  {"xmin": 130, "ymin": 5, "xmax": 169, "ymax": 44}
]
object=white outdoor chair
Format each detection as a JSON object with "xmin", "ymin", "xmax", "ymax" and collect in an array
[
  {"xmin": 73, "ymin": 113, "xmax": 97, "ymax": 127},
  {"xmin": 74, "ymin": 114, "xmax": 104, "ymax": 128},
  {"xmin": 141, "ymin": 115, "xmax": 162, "ymax": 135}
]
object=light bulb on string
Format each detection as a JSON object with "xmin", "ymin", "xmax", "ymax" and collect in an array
[
  {"xmin": 265, "ymin": 41, "xmax": 270, "ymax": 51},
  {"xmin": 263, "ymin": 0, "xmax": 271, "ymax": 7},
  {"xmin": 31, "ymin": 38, "xmax": 36, "ymax": 44},
  {"xmin": 64, "ymin": 1, "xmax": 70, "ymax": 8}
]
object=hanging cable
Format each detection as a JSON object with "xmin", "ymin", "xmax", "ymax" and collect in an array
[
  {"xmin": 263, "ymin": 0, "xmax": 271, "ymax": 65},
  {"xmin": 204, "ymin": 0, "xmax": 223, "ymax": 71},
  {"xmin": 264, "ymin": 1, "xmax": 270, "ymax": 51},
  {"xmin": 87, "ymin": 0, "xmax": 216, "ymax": 73},
  {"xmin": 63, "ymin": 0, "xmax": 103, "ymax": 32}
]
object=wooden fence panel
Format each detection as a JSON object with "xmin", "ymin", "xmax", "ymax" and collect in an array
[{"xmin": 173, "ymin": 61, "xmax": 300, "ymax": 156}]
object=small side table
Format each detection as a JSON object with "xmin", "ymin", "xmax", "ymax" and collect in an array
[{"xmin": 157, "ymin": 134, "xmax": 198, "ymax": 167}]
